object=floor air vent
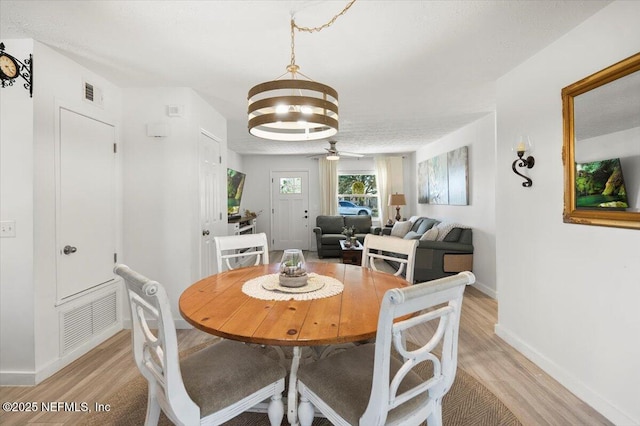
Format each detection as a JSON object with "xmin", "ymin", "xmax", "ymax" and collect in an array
[{"xmin": 61, "ymin": 291, "xmax": 118, "ymax": 355}]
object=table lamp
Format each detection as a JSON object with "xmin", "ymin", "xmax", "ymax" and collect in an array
[{"xmin": 388, "ymin": 193, "xmax": 406, "ymax": 222}]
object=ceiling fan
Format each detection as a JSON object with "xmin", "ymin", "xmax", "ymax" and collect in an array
[{"xmin": 311, "ymin": 141, "xmax": 364, "ymax": 161}]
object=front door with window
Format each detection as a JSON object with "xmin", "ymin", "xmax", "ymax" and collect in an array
[{"xmin": 271, "ymin": 171, "xmax": 309, "ymax": 250}]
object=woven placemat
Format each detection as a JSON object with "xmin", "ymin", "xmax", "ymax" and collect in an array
[{"xmin": 242, "ymin": 273, "xmax": 344, "ymax": 301}]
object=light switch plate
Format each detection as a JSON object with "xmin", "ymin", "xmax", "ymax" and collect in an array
[{"xmin": 0, "ymin": 220, "xmax": 16, "ymax": 238}]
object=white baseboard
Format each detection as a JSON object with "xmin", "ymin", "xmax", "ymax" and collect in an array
[
  {"xmin": 1, "ymin": 323, "xmax": 122, "ymax": 386},
  {"xmin": 495, "ymin": 324, "xmax": 637, "ymax": 426},
  {"xmin": 471, "ymin": 280, "xmax": 496, "ymax": 298},
  {"xmin": 0, "ymin": 371, "xmax": 36, "ymax": 386},
  {"xmin": 37, "ymin": 323, "xmax": 122, "ymax": 384}
]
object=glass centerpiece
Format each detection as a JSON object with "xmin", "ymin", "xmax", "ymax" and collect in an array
[{"xmin": 279, "ymin": 249, "xmax": 308, "ymax": 287}]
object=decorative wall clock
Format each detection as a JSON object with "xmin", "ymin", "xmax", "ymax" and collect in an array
[{"xmin": 0, "ymin": 42, "xmax": 33, "ymax": 97}]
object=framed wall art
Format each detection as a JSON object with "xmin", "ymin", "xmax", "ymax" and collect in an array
[{"xmin": 418, "ymin": 146, "xmax": 469, "ymax": 206}]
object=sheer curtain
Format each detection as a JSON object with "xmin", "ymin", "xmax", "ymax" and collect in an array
[
  {"xmin": 375, "ymin": 156, "xmax": 403, "ymax": 224},
  {"xmin": 319, "ymin": 158, "xmax": 338, "ymax": 215}
]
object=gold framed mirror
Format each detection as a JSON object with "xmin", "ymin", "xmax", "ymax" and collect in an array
[{"xmin": 562, "ymin": 52, "xmax": 640, "ymax": 230}]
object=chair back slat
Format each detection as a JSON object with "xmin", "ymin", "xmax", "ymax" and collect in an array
[
  {"xmin": 116, "ymin": 263, "xmax": 286, "ymax": 426},
  {"xmin": 114, "ymin": 264, "xmax": 199, "ymax": 423},
  {"xmin": 361, "ymin": 233, "xmax": 418, "ymax": 283},
  {"xmin": 361, "ymin": 271, "xmax": 475, "ymax": 425},
  {"xmin": 214, "ymin": 232, "xmax": 270, "ymax": 272}
]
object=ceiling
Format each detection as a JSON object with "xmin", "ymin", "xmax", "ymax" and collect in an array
[{"xmin": 1, "ymin": 0, "xmax": 611, "ymax": 157}]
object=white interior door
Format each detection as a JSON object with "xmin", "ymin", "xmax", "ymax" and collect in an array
[
  {"xmin": 199, "ymin": 130, "xmax": 221, "ymax": 278},
  {"xmin": 57, "ymin": 108, "xmax": 116, "ymax": 301},
  {"xmin": 271, "ymin": 171, "xmax": 309, "ymax": 250}
]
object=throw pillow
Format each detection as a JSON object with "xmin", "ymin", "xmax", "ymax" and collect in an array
[
  {"xmin": 435, "ymin": 222, "xmax": 470, "ymax": 241},
  {"xmin": 420, "ymin": 227, "xmax": 439, "ymax": 241},
  {"xmin": 415, "ymin": 218, "xmax": 437, "ymax": 235},
  {"xmin": 443, "ymin": 228, "xmax": 462, "ymax": 242},
  {"xmin": 410, "ymin": 218, "xmax": 424, "ymax": 232},
  {"xmin": 403, "ymin": 231, "xmax": 422, "ymax": 240},
  {"xmin": 390, "ymin": 220, "xmax": 412, "ymax": 238}
]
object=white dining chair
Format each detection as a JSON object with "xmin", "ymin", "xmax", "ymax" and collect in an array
[
  {"xmin": 297, "ymin": 271, "xmax": 475, "ymax": 426},
  {"xmin": 361, "ymin": 233, "xmax": 418, "ymax": 284},
  {"xmin": 214, "ymin": 232, "xmax": 269, "ymax": 272},
  {"xmin": 115, "ymin": 264, "xmax": 286, "ymax": 426}
]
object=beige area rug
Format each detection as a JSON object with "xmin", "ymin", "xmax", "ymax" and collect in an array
[{"xmin": 81, "ymin": 341, "xmax": 521, "ymax": 426}]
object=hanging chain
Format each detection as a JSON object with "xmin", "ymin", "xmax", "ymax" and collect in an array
[
  {"xmin": 289, "ymin": 19, "xmax": 298, "ymax": 72},
  {"xmin": 289, "ymin": 0, "xmax": 357, "ymax": 71},
  {"xmin": 293, "ymin": 0, "xmax": 357, "ymax": 34}
]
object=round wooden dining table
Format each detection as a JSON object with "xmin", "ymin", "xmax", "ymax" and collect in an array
[{"xmin": 179, "ymin": 261, "xmax": 410, "ymax": 425}]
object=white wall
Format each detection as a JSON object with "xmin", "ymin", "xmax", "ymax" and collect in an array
[
  {"xmin": 495, "ymin": 2, "xmax": 640, "ymax": 424},
  {"xmin": 240, "ymin": 155, "xmax": 320, "ymax": 250},
  {"xmin": 1, "ymin": 42, "xmax": 230, "ymax": 382},
  {"xmin": 404, "ymin": 152, "xmax": 416, "ymax": 218},
  {"xmin": 239, "ymin": 155, "xmax": 415, "ymax": 249},
  {"xmin": 122, "ymin": 87, "xmax": 227, "ymax": 320},
  {"xmin": 1, "ymin": 40, "xmax": 124, "ymax": 385},
  {"xmin": 2, "ymin": 42, "xmax": 231, "ymax": 383},
  {"xmin": 0, "ymin": 39, "xmax": 35, "ymax": 383},
  {"xmin": 415, "ymin": 113, "xmax": 497, "ymax": 297},
  {"xmin": 336, "ymin": 157, "xmax": 375, "ymax": 174},
  {"xmin": 32, "ymin": 41, "xmax": 123, "ymax": 382},
  {"xmin": 227, "ymin": 149, "xmax": 244, "ymax": 176}
]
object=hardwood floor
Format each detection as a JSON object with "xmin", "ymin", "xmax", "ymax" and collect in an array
[{"xmin": 0, "ymin": 284, "xmax": 611, "ymax": 425}]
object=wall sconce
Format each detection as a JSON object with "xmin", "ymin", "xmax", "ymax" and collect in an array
[
  {"xmin": 512, "ymin": 136, "xmax": 535, "ymax": 187},
  {"xmin": 388, "ymin": 193, "xmax": 406, "ymax": 221}
]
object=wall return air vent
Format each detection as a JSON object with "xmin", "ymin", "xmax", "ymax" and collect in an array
[
  {"xmin": 60, "ymin": 290, "xmax": 118, "ymax": 355},
  {"xmin": 83, "ymin": 80, "xmax": 104, "ymax": 107}
]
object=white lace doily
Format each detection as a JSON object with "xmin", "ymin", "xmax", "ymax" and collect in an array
[{"xmin": 242, "ymin": 273, "xmax": 344, "ymax": 301}]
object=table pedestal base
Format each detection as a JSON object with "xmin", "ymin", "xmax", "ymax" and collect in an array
[{"xmin": 288, "ymin": 346, "xmax": 302, "ymax": 425}]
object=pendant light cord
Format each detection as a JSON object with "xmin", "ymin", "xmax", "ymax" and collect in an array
[{"xmin": 289, "ymin": 0, "xmax": 357, "ymax": 71}]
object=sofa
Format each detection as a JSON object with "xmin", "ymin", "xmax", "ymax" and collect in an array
[
  {"xmin": 381, "ymin": 216, "xmax": 473, "ymax": 283},
  {"xmin": 313, "ymin": 215, "xmax": 381, "ymax": 258}
]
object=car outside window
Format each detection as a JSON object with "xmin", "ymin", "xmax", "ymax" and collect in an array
[{"xmin": 338, "ymin": 174, "xmax": 378, "ymax": 217}]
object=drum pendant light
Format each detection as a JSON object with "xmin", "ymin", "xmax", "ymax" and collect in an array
[{"xmin": 247, "ymin": 1, "xmax": 356, "ymax": 141}]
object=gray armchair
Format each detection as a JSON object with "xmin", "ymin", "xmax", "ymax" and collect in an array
[{"xmin": 313, "ymin": 215, "xmax": 380, "ymax": 258}]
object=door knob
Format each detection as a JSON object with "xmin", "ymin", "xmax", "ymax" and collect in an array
[
  {"xmin": 63, "ymin": 245, "xmax": 77, "ymax": 255},
  {"xmin": 202, "ymin": 230, "xmax": 210, "ymax": 236}
]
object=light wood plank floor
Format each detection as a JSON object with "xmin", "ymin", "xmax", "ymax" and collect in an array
[{"xmin": 0, "ymin": 284, "xmax": 612, "ymax": 426}]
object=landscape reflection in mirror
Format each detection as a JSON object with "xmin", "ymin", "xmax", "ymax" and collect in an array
[{"xmin": 575, "ymin": 158, "xmax": 628, "ymax": 210}]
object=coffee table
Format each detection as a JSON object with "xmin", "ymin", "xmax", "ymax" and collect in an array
[{"xmin": 339, "ymin": 239, "xmax": 363, "ymax": 265}]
